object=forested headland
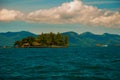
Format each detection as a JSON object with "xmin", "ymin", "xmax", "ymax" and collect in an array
[{"xmin": 14, "ymin": 32, "xmax": 68, "ymax": 48}]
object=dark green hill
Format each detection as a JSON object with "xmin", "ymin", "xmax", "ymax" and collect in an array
[
  {"xmin": 62, "ymin": 31, "xmax": 120, "ymax": 47},
  {"xmin": 0, "ymin": 31, "xmax": 37, "ymax": 46}
]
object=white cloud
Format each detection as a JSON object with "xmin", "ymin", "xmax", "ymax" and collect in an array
[
  {"xmin": 0, "ymin": 0, "xmax": 120, "ymax": 28},
  {"xmin": 0, "ymin": 9, "xmax": 23, "ymax": 21},
  {"xmin": 26, "ymin": 0, "xmax": 120, "ymax": 27},
  {"xmin": 26, "ymin": 0, "xmax": 83, "ymax": 23}
]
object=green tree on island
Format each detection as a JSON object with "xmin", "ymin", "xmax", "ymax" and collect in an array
[{"xmin": 14, "ymin": 32, "xmax": 69, "ymax": 48}]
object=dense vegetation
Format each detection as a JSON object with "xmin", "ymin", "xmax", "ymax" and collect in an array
[
  {"xmin": 14, "ymin": 32, "xmax": 68, "ymax": 48},
  {"xmin": 1, "ymin": 31, "xmax": 120, "ymax": 48}
]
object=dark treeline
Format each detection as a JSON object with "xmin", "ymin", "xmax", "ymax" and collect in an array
[{"xmin": 14, "ymin": 32, "xmax": 68, "ymax": 48}]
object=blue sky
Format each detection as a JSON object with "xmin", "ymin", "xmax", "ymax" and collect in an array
[{"xmin": 0, "ymin": 0, "xmax": 120, "ymax": 34}]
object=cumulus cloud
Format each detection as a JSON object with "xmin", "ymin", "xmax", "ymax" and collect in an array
[
  {"xmin": 26, "ymin": 0, "xmax": 120, "ymax": 27},
  {"xmin": 0, "ymin": 9, "xmax": 23, "ymax": 21},
  {"xmin": 0, "ymin": 0, "xmax": 120, "ymax": 27}
]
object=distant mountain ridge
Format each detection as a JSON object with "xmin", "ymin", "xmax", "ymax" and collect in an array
[
  {"xmin": 0, "ymin": 31, "xmax": 37, "ymax": 46},
  {"xmin": 62, "ymin": 31, "xmax": 120, "ymax": 47},
  {"xmin": 0, "ymin": 31, "xmax": 120, "ymax": 47}
]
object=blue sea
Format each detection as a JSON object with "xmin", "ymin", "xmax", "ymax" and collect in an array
[{"xmin": 0, "ymin": 47, "xmax": 120, "ymax": 80}]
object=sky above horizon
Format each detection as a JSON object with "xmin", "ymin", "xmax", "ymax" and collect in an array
[{"xmin": 0, "ymin": 0, "xmax": 120, "ymax": 34}]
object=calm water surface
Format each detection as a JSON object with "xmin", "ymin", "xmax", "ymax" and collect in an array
[{"xmin": 0, "ymin": 47, "xmax": 120, "ymax": 80}]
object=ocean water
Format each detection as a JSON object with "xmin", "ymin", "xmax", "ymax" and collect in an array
[{"xmin": 0, "ymin": 47, "xmax": 120, "ymax": 80}]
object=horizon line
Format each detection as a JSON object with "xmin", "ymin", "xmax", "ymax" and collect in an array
[{"xmin": 0, "ymin": 30, "xmax": 120, "ymax": 35}]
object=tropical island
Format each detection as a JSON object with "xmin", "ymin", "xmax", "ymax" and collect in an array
[{"xmin": 14, "ymin": 32, "xmax": 68, "ymax": 48}]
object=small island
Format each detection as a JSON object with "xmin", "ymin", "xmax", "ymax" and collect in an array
[{"xmin": 14, "ymin": 32, "xmax": 68, "ymax": 48}]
